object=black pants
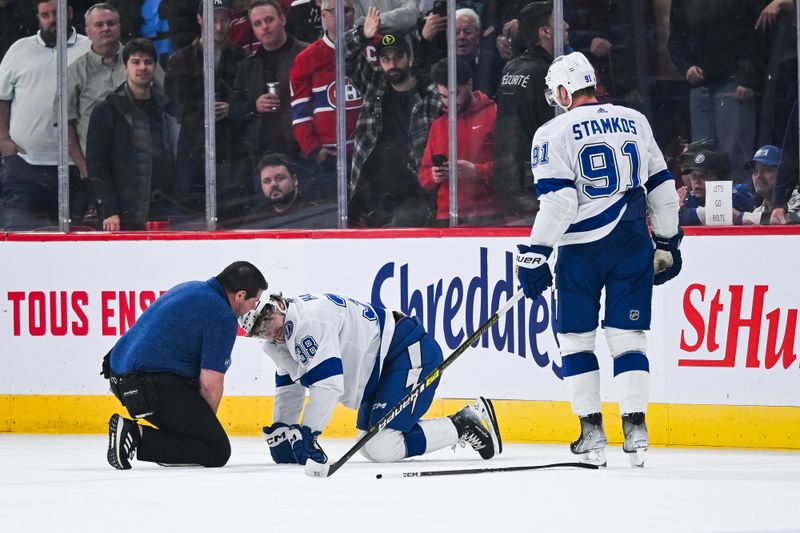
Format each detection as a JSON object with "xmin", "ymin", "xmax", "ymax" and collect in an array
[{"xmin": 116, "ymin": 373, "xmax": 231, "ymax": 468}]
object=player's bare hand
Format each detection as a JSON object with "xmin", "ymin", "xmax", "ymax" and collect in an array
[
  {"xmin": 734, "ymin": 85, "xmax": 755, "ymax": 100},
  {"xmin": 431, "ymin": 162, "xmax": 449, "ymax": 184},
  {"xmin": 256, "ymin": 93, "xmax": 281, "ymax": 113},
  {"xmin": 0, "ymin": 137, "xmax": 25, "ymax": 157},
  {"xmin": 686, "ymin": 66, "xmax": 704, "ymax": 85},
  {"xmin": 363, "ymin": 6, "xmax": 380, "ymax": 39},
  {"xmin": 102, "ymin": 215, "xmax": 121, "ymax": 232},
  {"xmin": 422, "ymin": 14, "xmax": 447, "ymax": 41},
  {"xmin": 590, "ymin": 37, "xmax": 612, "ymax": 58}
]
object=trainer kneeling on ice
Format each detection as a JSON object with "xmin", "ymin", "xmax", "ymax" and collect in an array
[{"xmin": 239, "ymin": 292, "xmax": 502, "ymax": 465}]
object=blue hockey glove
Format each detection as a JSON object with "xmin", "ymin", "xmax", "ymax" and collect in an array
[
  {"xmin": 652, "ymin": 228, "xmax": 684, "ymax": 286},
  {"xmin": 515, "ymin": 244, "xmax": 553, "ymax": 300},
  {"xmin": 262, "ymin": 423, "xmax": 299, "ymax": 464},
  {"xmin": 290, "ymin": 425, "xmax": 328, "ymax": 466}
]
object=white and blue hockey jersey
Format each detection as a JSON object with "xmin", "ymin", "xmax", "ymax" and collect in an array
[
  {"xmin": 529, "ymin": 102, "xmax": 677, "ymax": 246},
  {"xmin": 261, "ymin": 294, "xmax": 396, "ymax": 433}
]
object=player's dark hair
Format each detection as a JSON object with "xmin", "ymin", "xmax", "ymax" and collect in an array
[
  {"xmin": 216, "ymin": 261, "xmax": 268, "ymax": 299},
  {"xmin": 122, "ymin": 38, "xmax": 156, "ymax": 64},
  {"xmin": 431, "ymin": 58, "xmax": 473, "ymax": 87},
  {"xmin": 518, "ymin": 1, "xmax": 553, "ymax": 51},
  {"xmin": 249, "ymin": 0, "xmax": 283, "ymax": 19},
  {"xmin": 256, "ymin": 153, "xmax": 295, "ymax": 175}
]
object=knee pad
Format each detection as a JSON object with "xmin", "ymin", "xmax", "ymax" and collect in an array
[
  {"xmin": 558, "ymin": 331, "xmax": 597, "ymax": 356},
  {"xmin": 605, "ymin": 327, "xmax": 647, "ymax": 358},
  {"xmin": 359, "ymin": 429, "xmax": 406, "ymax": 463}
]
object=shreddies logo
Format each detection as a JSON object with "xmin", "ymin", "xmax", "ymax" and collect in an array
[
  {"xmin": 370, "ymin": 247, "xmax": 563, "ymax": 378},
  {"xmin": 679, "ymin": 284, "xmax": 799, "ymax": 369}
]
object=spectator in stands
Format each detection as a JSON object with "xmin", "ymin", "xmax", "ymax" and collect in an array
[
  {"xmin": 418, "ymin": 58, "xmax": 501, "ymax": 226},
  {"xmin": 108, "ymin": 0, "xmax": 144, "ymax": 42},
  {"xmin": 158, "ymin": 0, "xmax": 200, "ymax": 51},
  {"xmin": 353, "ymin": 0, "xmax": 420, "ymax": 35},
  {"xmin": 141, "ymin": 0, "xmax": 172, "ymax": 64},
  {"xmin": 286, "ymin": 0, "xmax": 323, "ymax": 44},
  {"xmin": 417, "ymin": 7, "xmax": 504, "ymax": 97},
  {"xmin": 346, "ymin": 7, "xmax": 441, "ymax": 227},
  {"xmin": 0, "ymin": 0, "xmax": 37, "ymax": 61},
  {"xmin": 0, "ymin": 0, "xmax": 90, "ymax": 231},
  {"xmin": 242, "ymin": 152, "xmax": 336, "ymax": 228},
  {"xmin": 87, "ymin": 38, "xmax": 187, "ymax": 231},
  {"xmin": 289, "ymin": 0, "xmax": 361, "ymax": 203},
  {"xmin": 165, "ymin": 0, "xmax": 247, "ymax": 222},
  {"xmin": 66, "ymin": 3, "xmax": 165, "ymax": 216},
  {"xmin": 230, "ymin": 0, "xmax": 308, "ymax": 161},
  {"xmin": 677, "ymin": 144, "xmax": 757, "ymax": 226},
  {"xmin": 771, "ymin": 101, "xmax": 800, "ymax": 224},
  {"xmin": 228, "ymin": 0, "xmax": 260, "ymax": 53},
  {"xmin": 742, "ymin": 144, "xmax": 781, "ymax": 224},
  {"xmin": 668, "ymin": 0, "xmax": 769, "ymax": 183},
  {"xmin": 492, "ymin": 0, "xmax": 563, "ymax": 225}
]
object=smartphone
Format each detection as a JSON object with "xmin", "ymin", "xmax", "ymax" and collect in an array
[
  {"xmin": 432, "ymin": 0, "xmax": 447, "ymax": 17},
  {"xmin": 432, "ymin": 154, "xmax": 448, "ymax": 167}
]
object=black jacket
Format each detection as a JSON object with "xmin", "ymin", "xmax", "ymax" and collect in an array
[
  {"xmin": 492, "ymin": 45, "xmax": 553, "ymax": 217},
  {"xmin": 159, "ymin": 0, "xmax": 200, "ymax": 50},
  {"xmin": 668, "ymin": 0, "xmax": 768, "ymax": 90},
  {"xmin": 87, "ymin": 84, "xmax": 184, "ymax": 229},
  {"xmin": 230, "ymin": 37, "xmax": 309, "ymax": 158}
]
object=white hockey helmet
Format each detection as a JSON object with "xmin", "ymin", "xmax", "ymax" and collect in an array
[
  {"xmin": 238, "ymin": 296, "xmax": 271, "ymax": 337},
  {"xmin": 544, "ymin": 51, "xmax": 597, "ymax": 111}
]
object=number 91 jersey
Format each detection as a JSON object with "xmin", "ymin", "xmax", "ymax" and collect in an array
[{"xmin": 530, "ymin": 102, "xmax": 668, "ymax": 245}]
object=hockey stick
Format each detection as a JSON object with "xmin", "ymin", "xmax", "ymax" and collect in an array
[
  {"xmin": 376, "ymin": 461, "xmax": 598, "ymax": 479},
  {"xmin": 305, "ymin": 289, "xmax": 526, "ymax": 478}
]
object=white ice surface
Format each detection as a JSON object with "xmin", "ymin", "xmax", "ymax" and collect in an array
[{"xmin": 1, "ymin": 434, "xmax": 798, "ymax": 533}]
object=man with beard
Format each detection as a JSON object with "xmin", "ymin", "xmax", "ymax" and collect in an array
[
  {"xmin": 0, "ymin": 0, "xmax": 90, "ymax": 230},
  {"xmin": 242, "ymin": 152, "xmax": 336, "ymax": 228},
  {"xmin": 346, "ymin": 6, "xmax": 442, "ymax": 227}
]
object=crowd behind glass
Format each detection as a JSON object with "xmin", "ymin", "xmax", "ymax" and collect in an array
[{"xmin": 0, "ymin": 0, "xmax": 796, "ymax": 232}]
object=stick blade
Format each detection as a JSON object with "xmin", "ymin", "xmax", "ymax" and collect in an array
[{"xmin": 304, "ymin": 459, "xmax": 331, "ymax": 478}]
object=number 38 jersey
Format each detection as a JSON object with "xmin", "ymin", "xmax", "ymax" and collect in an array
[
  {"xmin": 529, "ymin": 102, "xmax": 673, "ymax": 246},
  {"xmin": 261, "ymin": 294, "xmax": 396, "ymax": 433}
]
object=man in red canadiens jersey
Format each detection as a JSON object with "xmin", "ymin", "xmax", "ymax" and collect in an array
[{"xmin": 289, "ymin": 0, "xmax": 362, "ymax": 202}]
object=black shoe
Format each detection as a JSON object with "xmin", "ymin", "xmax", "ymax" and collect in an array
[
  {"xmin": 107, "ymin": 414, "xmax": 140, "ymax": 470},
  {"xmin": 449, "ymin": 397, "xmax": 501, "ymax": 460}
]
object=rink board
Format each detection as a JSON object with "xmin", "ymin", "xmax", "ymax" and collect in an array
[{"xmin": 1, "ymin": 228, "xmax": 799, "ymax": 449}]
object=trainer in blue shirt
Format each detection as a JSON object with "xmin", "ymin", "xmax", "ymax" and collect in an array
[{"xmin": 104, "ymin": 260, "xmax": 268, "ymax": 470}]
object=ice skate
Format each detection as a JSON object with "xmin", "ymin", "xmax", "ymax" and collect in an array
[
  {"xmin": 622, "ymin": 412, "xmax": 648, "ymax": 468},
  {"xmin": 569, "ymin": 413, "xmax": 607, "ymax": 467},
  {"xmin": 449, "ymin": 397, "xmax": 501, "ymax": 459},
  {"xmin": 107, "ymin": 413, "xmax": 140, "ymax": 470}
]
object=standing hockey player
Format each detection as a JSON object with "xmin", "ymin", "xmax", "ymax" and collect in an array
[
  {"xmin": 238, "ymin": 292, "xmax": 502, "ymax": 465},
  {"xmin": 515, "ymin": 52, "xmax": 683, "ymax": 467}
]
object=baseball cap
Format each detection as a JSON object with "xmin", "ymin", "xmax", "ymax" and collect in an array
[
  {"xmin": 376, "ymin": 33, "xmax": 411, "ymax": 57},
  {"xmin": 748, "ymin": 144, "xmax": 781, "ymax": 168},
  {"xmin": 198, "ymin": 0, "xmax": 231, "ymax": 15},
  {"xmin": 681, "ymin": 148, "xmax": 728, "ymax": 177}
]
